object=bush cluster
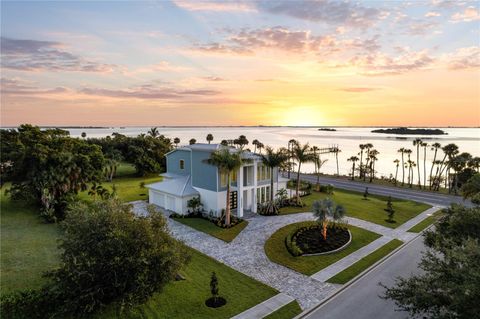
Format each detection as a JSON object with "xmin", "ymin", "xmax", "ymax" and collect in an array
[
  {"xmin": 318, "ymin": 184, "xmax": 334, "ymax": 194},
  {"xmin": 170, "ymin": 210, "xmax": 243, "ymax": 229}
]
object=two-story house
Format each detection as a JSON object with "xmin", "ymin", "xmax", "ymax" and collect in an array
[{"xmin": 146, "ymin": 143, "xmax": 288, "ymax": 218}]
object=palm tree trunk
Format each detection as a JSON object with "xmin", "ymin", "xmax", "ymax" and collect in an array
[
  {"xmin": 359, "ymin": 150, "xmax": 363, "ymax": 179},
  {"xmin": 434, "ymin": 154, "xmax": 448, "ymax": 190},
  {"xmin": 335, "ymin": 151, "xmax": 339, "ymax": 176},
  {"xmin": 394, "ymin": 165, "xmax": 398, "ymax": 185},
  {"xmin": 417, "ymin": 146, "xmax": 421, "ymax": 188},
  {"xmin": 296, "ymin": 162, "xmax": 302, "ymax": 202},
  {"xmin": 423, "ymin": 146, "xmax": 427, "ymax": 188},
  {"xmin": 270, "ymin": 167, "xmax": 274, "ymax": 202},
  {"xmin": 429, "ymin": 149, "xmax": 437, "ymax": 189},
  {"xmin": 225, "ymin": 174, "xmax": 231, "ymax": 225},
  {"xmin": 401, "ymin": 153, "xmax": 405, "ymax": 186},
  {"xmin": 351, "ymin": 163, "xmax": 355, "ymax": 181},
  {"xmin": 322, "ymin": 220, "xmax": 327, "ymax": 240}
]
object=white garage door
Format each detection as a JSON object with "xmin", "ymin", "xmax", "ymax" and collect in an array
[
  {"xmin": 166, "ymin": 195, "xmax": 176, "ymax": 211},
  {"xmin": 150, "ymin": 191, "xmax": 166, "ymax": 208}
]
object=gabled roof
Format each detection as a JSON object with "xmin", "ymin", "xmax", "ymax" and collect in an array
[{"xmin": 146, "ymin": 175, "xmax": 199, "ymax": 197}]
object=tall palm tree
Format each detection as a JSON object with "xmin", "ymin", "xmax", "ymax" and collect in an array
[
  {"xmin": 404, "ymin": 149, "xmax": 413, "ymax": 186},
  {"xmin": 421, "ymin": 142, "xmax": 428, "ymax": 188},
  {"xmin": 173, "ymin": 137, "xmax": 180, "ymax": 148},
  {"xmin": 398, "ymin": 148, "xmax": 406, "ymax": 186},
  {"xmin": 450, "ymin": 152, "xmax": 472, "ymax": 194},
  {"xmin": 363, "ymin": 143, "xmax": 373, "ymax": 181},
  {"xmin": 333, "ymin": 146, "xmax": 341, "ymax": 176},
  {"xmin": 261, "ymin": 147, "xmax": 289, "ymax": 214},
  {"xmin": 368, "ymin": 149, "xmax": 379, "ymax": 182},
  {"xmin": 257, "ymin": 142, "xmax": 264, "ymax": 154},
  {"xmin": 189, "ymin": 138, "xmax": 196, "ymax": 145},
  {"xmin": 291, "ymin": 142, "xmax": 316, "ymax": 203},
  {"xmin": 429, "ymin": 143, "xmax": 441, "ymax": 189},
  {"xmin": 413, "ymin": 138, "xmax": 423, "ymax": 188},
  {"xmin": 206, "ymin": 133, "xmax": 214, "ymax": 144},
  {"xmin": 312, "ymin": 198, "xmax": 346, "ymax": 240},
  {"xmin": 434, "ymin": 143, "xmax": 459, "ymax": 191},
  {"xmin": 287, "ymin": 139, "xmax": 298, "ymax": 178},
  {"xmin": 252, "ymin": 139, "xmax": 260, "ymax": 153},
  {"xmin": 148, "ymin": 127, "xmax": 159, "ymax": 138},
  {"xmin": 207, "ymin": 148, "xmax": 247, "ymax": 225},
  {"xmin": 348, "ymin": 156, "xmax": 359, "ymax": 181},
  {"xmin": 393, "ymin": 159, "xmax": 400, "ymax": 185},
  {"xmin": 468, "ymin": 156, "xmax": 480, "ymax": 173},
  {"xmin": 358, "ymin": 144, "xmax": 366, "ymax": 179}
]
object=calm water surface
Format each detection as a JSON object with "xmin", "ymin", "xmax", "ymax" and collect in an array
[{"xmin": 67, "ymin": 127, "xmax": 480, "ymax": 180}]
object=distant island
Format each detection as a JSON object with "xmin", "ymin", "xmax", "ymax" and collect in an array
[
  {"xmin": 318, "ymin": 128, "xmax": 337, "ymax": 131},
  {"xmin": 372, "ymin": 127, "xmax": 448, "ymax": 135}
]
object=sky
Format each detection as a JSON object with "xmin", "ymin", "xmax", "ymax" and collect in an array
[{"xmin": 1, "ymin": 0, "xmax": 479, "ymax": 127}]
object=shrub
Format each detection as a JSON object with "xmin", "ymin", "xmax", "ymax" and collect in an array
[
  {"xmin": 187, "ymin": 196, "xmax": 203, "ymax": 213},
  {"xmin": 319, "ymin": 184, "xmax": 334, "ymax": 194},
  {"xmin": 285, "ymin": 232, "xmax": 303, "ymax": 257}
]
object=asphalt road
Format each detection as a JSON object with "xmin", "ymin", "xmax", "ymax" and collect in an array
[
  {"xmin": 296, "ymin": 173, "xmax": 472, "ymax": 207},
  {"xmin": 303, "ymin": 234, "xmax": 426, "ymax": 319}
]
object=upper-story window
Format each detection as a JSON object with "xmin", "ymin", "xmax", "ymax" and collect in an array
[
  {"xmin": 179, "ymin": 160, "xmax": 185, "ymax": 170},
  {"xmin": 220, "ymin": 171, "xmax": 237, "ymax": 187},
  {"xmin": 257, "ymin": 165, "xmax": 271, "ymax": 181}
]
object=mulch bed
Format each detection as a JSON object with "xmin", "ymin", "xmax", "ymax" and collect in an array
[{"xmin": 294, "ymin": 226, "xmax": 350, "ymax": 254}]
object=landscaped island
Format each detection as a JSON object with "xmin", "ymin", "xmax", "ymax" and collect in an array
[{"xmin": 371, "ymin": 127, "xmax": 447, "ymax": 135}]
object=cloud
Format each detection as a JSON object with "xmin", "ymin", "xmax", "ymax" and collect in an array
[
  {"xmin": 201, "ymin": 76, "xmax": 227, "ymax": 81},
  {"xmin": 0, "ymin": 37, "xmax": 115, "ymax": 72},
  {"xmin": 256, "ymin": 0, "xmax": 381, "ymax": 28},
  {"xmin": 0, "ymin": 77, "xmax": 68, "ymax": 95},
  {"xmin": 80, "ymin": 84, "xmax": 220, "ymax": 100},
  {"xmin": 451, "ymin": 6, "xmax": 480, "ymax": 22},
  {"xmin": 407, "ymin": 20, "xmax": 439, "ymax": 35},
  {"xmin": 192, "ymin": 42, "xmax": 253, "ymax": 55},
  {"xmin": 341, "ymin": 49, "xmax": 435, "ymax": 76},
  {"xmin": 339, "ymin": 87, "xmax": 380, "ymax": 93},
  {"xmin": 172, "ymin": 0, "xmax": 255, "ymax": 12},
  {"xmin": 425, "ymin": 11, "xmax": 441, "ymax": 17},
  {"xmin": 445, "ymin": 47, "xmax": 480, "ymax": 70}
]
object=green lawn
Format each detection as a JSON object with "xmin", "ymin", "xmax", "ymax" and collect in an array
[
  {"xmin": 0, "ymin": 188, "xmax": 60, "ymax": 295},
  {"xmin": 280, "ymin": 189, "xmax": 430, "ymax": 229},
  {"xmin": 407, "ymin": 210, "xmax": 443, "ymax": 233},
  {"xmin": 264, "ymin": 221, "xmax": 381, "ymax": 276},
  {"xmin": 264, "ymin": 301, "xmax": 302, "ymax": 319},
  {"xmin": 173, "ymin": 217, "xmax": 249, "ymax": 242},
  {"xmin": 98, "ymin": 248, "xmax": 278, "ymax": 319},
  {"xmin": 327, "ymin": 239, "xmax": 403, "ymax": 284},
  {"xmin": 78, "ymin": 163, "xmax": 162, "ymax": 202},
  {"xmin": 1, "ymin": 185, "xmax": 277, "ymax": 318}
]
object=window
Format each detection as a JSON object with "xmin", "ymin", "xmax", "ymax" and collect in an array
[
  {"xmin": 231, "ymin": 170, "xmax": 237, "ymax": 183},
  {"xmin": 220, "ymin": 172, "xmax": 227, "ymax": 187},
  {"xmin": 179, "ymin": 160, "xmax": 185, "ymax": 170}
]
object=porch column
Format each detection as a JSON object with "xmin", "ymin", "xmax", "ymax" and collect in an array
[
  {"xmin": 252, "ymin": 161, "xmax": 258, "ymax": 213},
  {"xmin": 237, "ymin": 166, "xmax": 244, "ymax": 218}
]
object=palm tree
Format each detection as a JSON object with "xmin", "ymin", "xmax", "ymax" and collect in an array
[
  {"xmin": 189, "ymin": 138, "xmax": 196, "ymax": 145},
  {"xmin": 291, "ymin": 142, "xmax": 316, "ymax": 203},
  {"xmin": 148, "ymin": 127, "xmax": 159, "ymax": 138},
  {"xmin": 257, "ymin": 142, "xmax": 264, "ymax": 154},
  {"xmin": 174, "ymin": 137, "xmax": 180, "ymax": 148},
  {"xmin": 413, "ymin": 138, "xmax": 423, "ymax": 188},
  {"xmin": 450, "ymin": 152, "xmax": 472, "ymax": 194},
  {"xmin": 311, "ymin": 146, "xmax": 319, "ymax": 185},
  {"xmin": 236, "ymin": 135, "xmax": 249, "ymax": 149},
  {"xmin": 393, "ymin": 159, "xmax": 400, "ymax": 185},
  {"xmin": 429, "ymin": 143, "xmax": 441, "ymax": 189},
  {"xmin": 348, "ymin": 156, "xmax": 359, "ymax": 181},
  {"xmin": 206, "ymin": 133, "xmax": 214, "ymax": 144},
  {"xmin": 220, "ymin": 139, "xmax": 228, "ymax": 146},
  {"xmin": 81, "ymin": 132, "xmax": 87, "ymax": 139},
  {"xmin": 368, "ymin": 149, "xmax": 379, "ymax": 182},
  {"xmin": 207, "ymin": 148, "xmax": 247, "ymax": 225},
  {"xmin": 398, "ymin": 148, "xmax": 406, "ymax": 186},
  {"xmin": 434, "ymin": 143, "xmax": 459, "ymax": 191},
  {"xmin": 333, "ymin": 146, "xmax": 341, "ymax": 176},
  {"xmin": 404, "ymin": 149, "xmax": 413, "ymax": 187},
  {"xmin": 252, "ymin": 139, "xmax": 260, "ymax": 153},
  {"xmin": 312, "ymin": 198, "xmax": 346, "ymax": 240},
  {"xmin": 422, "ymin": 142, "xmax": 428, "ymax": 188},
  {"xmin": 261, "ymin": 147, "xmax": 289, "ymax": 214},
  {"xmin": 287, "ymin": 139, "xmax": 298, "ymax": 178},
  {"xmin": 358, "ymin": 144, "xmax": 366, "ymax": 179},
  {"xmin": 363, "ymin": 143, "xmax": 373, "ymax": 181},
  {"xmin": 468, "ymin": 156, "xmax": 480, "ymax": 173}
]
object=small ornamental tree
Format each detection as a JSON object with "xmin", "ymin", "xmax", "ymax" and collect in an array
[
  {"xmin": 363, "ymin": 187, "xmax": 369, "ymax": 200},
  {"xmin": 385, "ymin": 196, "xmax": 395, "ymax": 223},
  {"xmin": 312, "ymin": 198, "xmax": 346, "ymax": 240},
  {"xmin": 210, "ymin": 272, "xmax": 219, "ymax": 302}
]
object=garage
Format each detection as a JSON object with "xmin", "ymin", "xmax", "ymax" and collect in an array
[{"xmin": 146, "ymin": 175, "xmax": 199, "ymax": 215}]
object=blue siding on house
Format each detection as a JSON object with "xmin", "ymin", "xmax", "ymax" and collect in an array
[
  {"xmin": 191, "ymin": 150, "xmax": 217, "ymax": 191},
  {"xmin": 166, "ymin": 150, "xmax": 191, "ymax": 176}
]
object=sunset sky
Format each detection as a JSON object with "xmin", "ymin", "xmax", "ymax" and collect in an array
[{"xmin": 1, "ymin": 0, "xmax": 479, "ymax": 127}]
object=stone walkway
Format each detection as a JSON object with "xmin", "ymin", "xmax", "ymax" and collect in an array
[{"xmin": 130, "ymin": 201, "xmax": 441, "ymax": 313}]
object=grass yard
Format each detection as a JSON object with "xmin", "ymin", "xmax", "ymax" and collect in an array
[
  {"xmin": 263, "ymin": 301, "xmax": 302, "ymax": 319},
  {"xmin": 0, "ymin": 188, "xmax": 60, "ymax": 295},
  {"xmin": 173, "ymin": 217, "xmax": 248, "ymax": 242},
  {"xmin": 0, "ymin": 189, "xmax": 278, "ymax": 318},
  {"xmin": 78, "ymin": 163, "xmax": 162, "ymax": 202},
  {"xmin": 264, "ymin": 221, "xmax": 381, "ymax": 276},
  {"xmin": 407, "ymin": 210, "xmax": 444, "ymax": 233},
  {"xmin": 326, "ymin": 239, "xmax": 403, "ymax": 284},
  {"xmin": 98, "ymin": 248, "xmax": 278, "ymax": 319},
  {"xmin": 280, "ymin": 189, "xmax": 430, "ymax": 229}
]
